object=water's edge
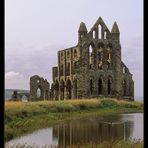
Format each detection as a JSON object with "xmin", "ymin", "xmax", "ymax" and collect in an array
[{"xmin": 6, "ymin": 113, "xmax": 143, "ymax": 147}]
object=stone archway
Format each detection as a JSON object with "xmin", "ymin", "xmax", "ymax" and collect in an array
[
  {"xmin": 66, "ymin": 79, "xmax": 72, "ymax": 99},
  {"xmin": 107, "ymin": 79, "xmax": 111, "ymax": 95},
  {"xmin": 60, "ymin": 80, "xmax": 65, "ymax": 100},
  {"xmin": 54, "ymin": 80, "xmax": 59, "ymax": 100},
  {"xmin": 30, "ymin": 75, "xmax": 50, "ymax": 101},
  {"xmin": 98, "ymin": 78, "xmax": 103, "ymax": 95},
  {"xmin": 107, "ymin": 76, "xmax": 113, "ymax": 95},
  {"xmin": 36, "ymin": 86, "xmax": 42, "ymax": 99}
]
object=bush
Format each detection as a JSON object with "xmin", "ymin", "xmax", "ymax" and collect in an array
[{"xmin": 100, "ymin": 99, "xmax": 117, "ymax": 108}]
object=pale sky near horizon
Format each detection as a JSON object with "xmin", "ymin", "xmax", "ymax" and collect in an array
[{"xmin": 5, "ymin": 0, "xmax": 143, "ymax": 98}]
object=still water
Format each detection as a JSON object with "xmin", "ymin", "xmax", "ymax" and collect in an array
[{"xmin": 6, "ymin": 113, "xmax": 143, "ymax": 147}]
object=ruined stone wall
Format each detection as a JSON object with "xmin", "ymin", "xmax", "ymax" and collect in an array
[
  {"xmin": 30, "ymin": 75, "xmax": 50, "ymax": 101},
  {"xmin": 50, "ymin": 17, "xmax": 134, "ymax": 100}
]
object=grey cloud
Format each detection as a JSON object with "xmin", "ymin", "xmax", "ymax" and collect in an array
[{"xmin": 5, "ymin": 44, "xmax": 68, "ymax": 86}]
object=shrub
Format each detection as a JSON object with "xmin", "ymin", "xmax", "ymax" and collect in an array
[{"xmin": 100, "ymin": 99, "xmax": 117, "ymax": 108}]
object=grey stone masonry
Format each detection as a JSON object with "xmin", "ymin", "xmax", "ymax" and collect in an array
[
  {"xmin": 50, "ymin": 17, "xmax": 134, "ymax": 100},
  {"xmin": 30, "ymin": 17, "xmax": 134, "ymax": 101}
]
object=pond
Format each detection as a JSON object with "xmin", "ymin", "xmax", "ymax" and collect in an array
[{"xmin": 6, "ymin": 113, "xmax": 143, "ymax": 147}]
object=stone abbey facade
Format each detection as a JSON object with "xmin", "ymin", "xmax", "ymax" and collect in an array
[{"xmin": 30, "ymin": 17, "xmax": 134, "ymax": 101}]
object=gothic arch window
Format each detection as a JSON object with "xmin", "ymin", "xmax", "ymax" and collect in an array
[
  {"xmin": 37, "ymin": 87, "xmax": 41, "ymax": 98},
  {"xmin": 107, "ymin": 53, "xmax": 111, "ymax": 60},
  {"xmin": 98, "ymin": 24, "xmax": 102, "ymax": 39},
  {"xmin": 60, "ymin": 64, "xmax": 63, "ymax": 76},
  {"xmin": 97, "ymin": 42, "xmax": 104, "ymax": 49},
  {"xmin": 107, "ymin": 79, "xmax": 111, "ymax": 95},
  {"xmin": 98, "ymin": 51, "xmax": 102, "ymax": 61},
  {"xmin": 54, "ymin": 80, "xmax": 59, "ymax": 100},
  {"xmin": 123, "ymin": 67, "xmax": 126, "ymax": 73},
  {"xmin": 98, "ymin": 78, "xmax": 103, "ymax": 95},
  {"xmin": 90, "ymin": 79, "xmax": 93, "ymax": 95},
  {"xmin": 66, "ymin": 63, "xmax": 70, "ymax": 76},
  {"xmin": 60, "ymin": 80, "xmax": 65, "ymax": 100},
  {"xmin": 107, "ymin": 43, "xmax": 113, "ymax": 50},
  {"xmin": 66, "ymin": 79, "xmax": 72, "ymax": 99},
  {"xmin": 89, "ymin": 45, "xmax": 93, "ymax": 68},
  {"xmin": 107, "ymin": 44, "xmax": 112, "ymax": 63},
  {"xmin": 93, "ymin": 30, "xmax": 95, "ymax": 39},
  {"xmin": 98, "ymin": 51, "xmax": 103, "ymax": 69},
  {"xmin": 55, "ymin": 80, "xmax": 59, "ymax": 91},
  {"xmin": 107, "ymin": 53, "xmax": 111, "ymax": 69},
  {"xmin": 104, "ymin": 31, "xmax": 107, "ymax": 39}
]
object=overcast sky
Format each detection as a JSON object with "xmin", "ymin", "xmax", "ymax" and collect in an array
[{"xmin": 5, "ymin": 0, "xmax": 143, "ymax": 99}]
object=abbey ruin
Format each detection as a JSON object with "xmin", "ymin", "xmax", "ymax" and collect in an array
[{"xmin": 30, "ymin": 17, "xmax": 134, "ymax": 101}]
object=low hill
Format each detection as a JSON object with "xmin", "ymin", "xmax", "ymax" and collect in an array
[{"xmin": 5, "ymin": 89, "xmax": 29, "ymax": 100}]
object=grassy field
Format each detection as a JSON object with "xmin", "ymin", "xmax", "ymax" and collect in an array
[
  {"xmin": 6, "ymin": 139, "xmax": 143, "ymax": 148},
  {"xmin": 5, "ymin": 98, "xmax": 143, "ymax": 142}
]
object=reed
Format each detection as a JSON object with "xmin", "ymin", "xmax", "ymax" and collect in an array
[{"xmin": 5, "ymin": 139, "xmax": 143, "ymax": 148}]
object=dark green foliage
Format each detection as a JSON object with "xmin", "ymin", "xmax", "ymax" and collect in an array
[{"xmin": 100, "ymin": 100, "xmax": 117, "ymax": 108}]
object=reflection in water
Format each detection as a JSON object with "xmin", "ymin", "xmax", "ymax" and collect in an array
[
  {"xmin": 6, "ymin": 113, "xmax": 143, "ymax": 147},
  {"xmin": 53, "ymin": 118, "xmax": 132, "ymax": 147}
]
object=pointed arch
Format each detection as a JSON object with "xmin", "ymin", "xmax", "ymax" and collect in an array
[
  {"xmin": 123, "ymin": 67, "xmax": 126, "ymax": 73},
  {"xmin": 60, "ymin": 80, "xmax": 65, "ymax": 100},
  {"xmin": 89, "ymin": 45, "xmax": 93, "ymax": 68},
  {"xmin": 97, "ymin": 43, "xmax": 104, "ymax": 69},
  {"xmin": 88, "ymin": 43, "xmax": 95, "ymax": 69},
  {"xmin": 97, "ymin": 42, "xmax": 105, "ymax": 49},
  {"xmin": 66, "ymin": 79, "xmax": 72, "ymax": 99},
  {"xmin": 54, "ymin": 80, "xmax": 59, "ymax": 100},
  {"xmin": 107, "ymin": 78, "xmax": 111, "ymax": 95},
  {"xmin": 107, "ymin": 43, "xmax": 113, "ymax": 49},
  {"xmin": 60, "ymin": 64, "xmax": 63, "ymax": 76},
  {"xmin": 37, "ymin": 87, "xmax": 41, "ymax": 98},
  {"xmin": 98, "ymin": 78, "xmax": 103, "ymax": 95},
  {"xmin": 98, "ymin": 24, "xmax": 102, "ymax": 39},
  {"xmin": 104, "ymin": 31, "xmax": 107, "ymax": 39},
  {"xmin": 93, "ymin": 30, "xmax": 95, "ymax": 39},
  {"xmin": 66, "ymin": 62, "xmax": 70, "ymax": 76},
  {"xmin": 54, "ymin": 80, "xmax": 59, "ymax": 90}
]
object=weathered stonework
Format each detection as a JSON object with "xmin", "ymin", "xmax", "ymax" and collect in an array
[
  {"xmin": 30, "ymin": 75, "xmax": 50, "ymax": 100},
  {"xmin": 9, "ymin": 90, "xmax": 30, "ymax": 101},
  {"xmin": 51, "ymin": 17, "xmax": 134, "ymax": 100}
]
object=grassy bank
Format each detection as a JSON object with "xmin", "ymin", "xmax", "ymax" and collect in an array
[
  {"xmin": 5, "ymin": 98, "xmax": 143, "ymax": 142},
  {"xmin": 6, "ymin": 139, "xmax": 143, "ymax": 148}
]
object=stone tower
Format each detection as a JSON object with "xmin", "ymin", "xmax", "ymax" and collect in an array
[{"xmin": 50, "ymin": 17, "xmax": 134, "ymax": 100}]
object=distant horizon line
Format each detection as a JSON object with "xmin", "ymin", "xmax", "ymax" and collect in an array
[{"xmin": 5, "ymin": 88, "xmax": 143, "ymax": 98}]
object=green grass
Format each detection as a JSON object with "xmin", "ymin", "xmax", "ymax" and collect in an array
[
  {"xmin": 5, "ymin": 139, "xmax": 143, "ymax": 148},
  {"xmin": 5, "ymin": 98, "xmax": 143, "ymax": 142}
]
